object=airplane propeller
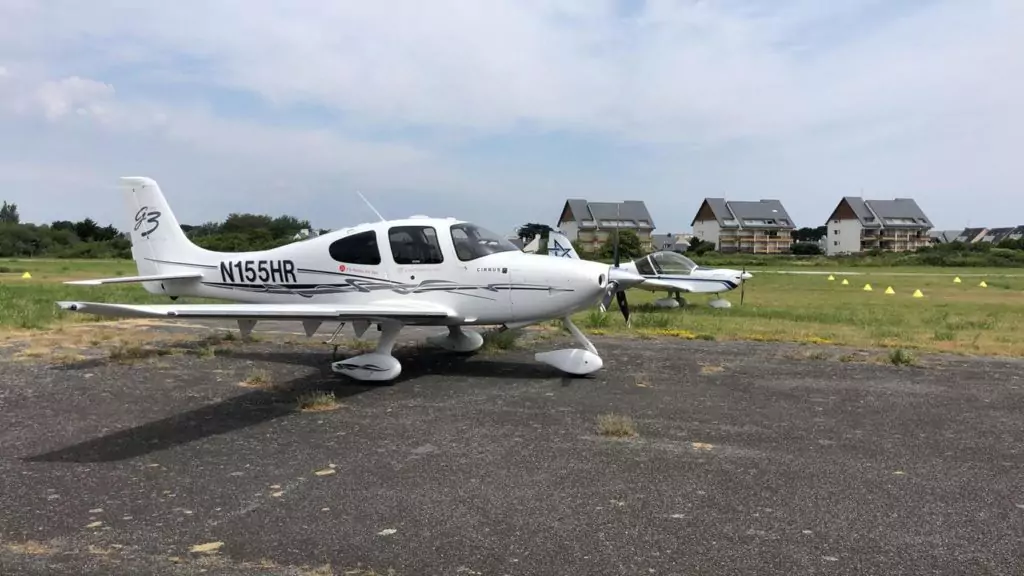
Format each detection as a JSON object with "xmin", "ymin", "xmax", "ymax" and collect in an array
[
  {"xmin": 598, "ymin": 219, "xmax": 632, "ymax": 325},
  {"xmin": 740, "ymin": 265, "xmax": 746, "ymax": 305}
]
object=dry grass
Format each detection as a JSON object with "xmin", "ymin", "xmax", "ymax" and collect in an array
[
  {"xmin": 296, "ymin": 390, "xmax": 340, "ymax": 412},
  {"xmin": 239, "ymin": 368, "xmax": 272, "ymax": 389},
  {"xmin": 4, "ymin": 541, "xmax": 54, "ymax": 555},
  {"xmin": 699, "ymin": 364, "xmax": 725, "ymax": 375},
  {"xmin": 596, "ymin": 413, "xmax": 637, "ymax": 438}
]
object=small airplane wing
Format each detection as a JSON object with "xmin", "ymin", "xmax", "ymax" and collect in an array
[
  {"xmin": 64, "ymin": 272, "xmax": 203, "ymax": 286},
  {"xmin": 637, "ymin": 277, "xmax": 693, "ymax": 292},
  {"xmin": 547, "ymin": 231, "xmax": 580, "ymax": 259},
  {"xmin": 56, "ymin": 301, "xmax": 460, "ymax": 324}
]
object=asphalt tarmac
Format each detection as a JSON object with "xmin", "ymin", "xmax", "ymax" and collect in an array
[{"xmin": 1, "ymin": 323, "xmax": 1022, "ymax": 575}]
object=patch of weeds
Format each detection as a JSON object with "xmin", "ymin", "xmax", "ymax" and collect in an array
[
  {"xmin": 932, "ymin": 329, "xmax": 956, "ymax": 342},
  {"xmin": 888, "ymin": 348, "xmax": 917, "ymax": 366},
  {"xmin": 838, "ymin": 353, "xmax": 858, "ymax": 363},
  {"xmin": 630, "ymin": 313, "xmax": 673, "ymax": 329},
  {"xmin": 107, "ymin": 343, "xmax": 167, "ymax": 363},
  {"xmin": 51, "ymin": 351, "xmax": 87, "ymax": 366},
  {"xmin": 695, "ymin": 333, "xmax": 716, "ymax": 341},
  {"xmin": 633, "ymin": 373, "xmax": 651, "ymax": 388},
  {"xmin": 480, "ymin": 328, "xmax": 519, "ymax": 352},
  {"xmin": 240, "ymin": 368, "xmax": 271, "ymax": 389},
  {"xmin": 699, "ymin": 364, "xmax": 725, "ymax": 375},
  {"xmin": 296, "ymin": 390, "xmax": 340, "ymax": 412},
  {"xmin": 195, "ymin": 345, "xmax": 216, "ymax": 359},
  {"xmin": 596, "ymin": 413, "xmax": 637, "ymax": 438},
  {"xmin": 581, "ymin": 308, "xmax": 610, "ymax": 329}
]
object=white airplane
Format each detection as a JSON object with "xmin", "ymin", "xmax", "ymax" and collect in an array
[
  {"xmin": 547, "ymin": 230, "xmax": 752, "ymax": 309},
  {"xmin": 57, "ymin": 177, "xmax": 645, "ymax": 382}
]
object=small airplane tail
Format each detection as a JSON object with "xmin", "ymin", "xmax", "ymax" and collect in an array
[
  {"xmin": 64, "ymin": 177, "xmax": 212, "ymax": 292},
  {"xmin": 547, "ymin": 230, "xmax": 580, "ymax": 259}
]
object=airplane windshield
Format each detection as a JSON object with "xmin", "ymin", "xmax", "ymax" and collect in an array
[
  {"xmin": 450, "ymin": 223, "xmax": 520, "ymax": 261},
  {"xmin": 650, "ymin": 251, "xmax": 697, "ymax": 275}
]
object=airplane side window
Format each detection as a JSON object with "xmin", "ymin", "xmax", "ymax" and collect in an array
[
  {"xmin": 328, "ymin": 230, "xmax": 381, "ymax": 265},
  {"xmin": 389, "ymin": 225, "xmax": 444, "ymax": 265},
  {"xmin": 635, "ymin": 256, "xmax": 656, "ymax": 276}
]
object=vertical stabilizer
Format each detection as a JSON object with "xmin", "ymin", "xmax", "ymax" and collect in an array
[
  {"xmin": 119, "ymin": 177, "xmax": 210, "ymax": 289},
  {"xmin": 547, "ymin": 230, "xmax": 580, "ymax": 259}
]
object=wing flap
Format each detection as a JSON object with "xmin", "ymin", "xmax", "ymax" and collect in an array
[
  {"xmin": 56, "ymin": 301, "xmax": 460, "ymax": 324},
  {"xmin": 64, "ymin": 272, "xmax": 203, "ymax": 286}
]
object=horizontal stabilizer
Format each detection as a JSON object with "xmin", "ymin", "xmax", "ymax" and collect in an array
[
  {"xmin": 56, "ymin": 301, "xmax": 460, "ymax": 324},
  {"xmin": 64, "ymin": 272, "xmax": 203, "ymax": 286}
]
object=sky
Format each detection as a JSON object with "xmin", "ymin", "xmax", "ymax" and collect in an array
[{"xmin": 0, "ymin": 0, "xmax": 1021, "ymax": 236}]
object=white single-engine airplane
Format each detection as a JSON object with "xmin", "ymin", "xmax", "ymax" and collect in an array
[
  {"xmin": 57, "ymin": 177, "xmax": 645, "ymax": 382},
  {"xmin": 547, "ymin": 230, "xmax": 752, "ymax": 309}
]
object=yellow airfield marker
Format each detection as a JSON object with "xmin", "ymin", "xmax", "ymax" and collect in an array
[
  {"xmin": 863, "ymin": 283, "xmax": 873, "ymax": 291},
  {"xmin": 20, "ymin": 271, "xmax": 31, "ymax": 279},
  {"xmin": 884, "ymin": 286, "xmax": 895, "ymax": 295},
  {"xmin": 827, "ymin": 274, "xmax": 835, "ymax": 281},
  {"xmin": 953, "ymin": 276, "xmax": 962, "ymax": 284},
  {"xmin": 979, "ymin": 280, "xmax": 988, "ymax": 288},
  {"xmin": 912, "ymin": 289, "xmax": 924, "ymax": 298},
  {"xmin": 841, "ymin": 278, "xmax": 849, "ymax": 285}
]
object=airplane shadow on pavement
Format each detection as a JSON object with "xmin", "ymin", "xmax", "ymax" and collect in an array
[{"xmin": 24, "ymin": 346, "xmax": 573, "ymax": 464}]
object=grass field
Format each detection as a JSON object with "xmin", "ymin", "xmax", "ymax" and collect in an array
[{"xmin": 2, "ymin": 258, "xmax": 1023, "ymax": 357}]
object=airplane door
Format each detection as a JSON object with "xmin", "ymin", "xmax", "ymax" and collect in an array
[{"xmin": 385, "ymin": 225, "xmax": 451, "ymax": 287}]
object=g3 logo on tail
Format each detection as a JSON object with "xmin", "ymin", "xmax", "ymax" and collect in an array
[{"xmin": 134, "ymin": 205, "xmax": 161, "ymax": 238}]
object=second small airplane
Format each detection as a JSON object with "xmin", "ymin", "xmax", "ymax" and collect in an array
[{"xmin": 547, "ymin": 230, "xmax": 752, "ymax": 308}]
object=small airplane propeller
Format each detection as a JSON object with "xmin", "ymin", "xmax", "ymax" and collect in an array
[
  {"xmin": 740, "ymin": 265, "xmax": 746, "ymax": 305},
  {"xmin": 598, "ymin": 216, "xmax": 631, "ymax": 325}
]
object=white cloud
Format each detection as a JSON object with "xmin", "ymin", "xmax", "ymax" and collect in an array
[{"xmin": 0, "ymin": 0, "xmax": 1022, "ymax": 230}]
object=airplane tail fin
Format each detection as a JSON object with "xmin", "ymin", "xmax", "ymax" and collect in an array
[
  {"xmin": 119, "ymin": 177, "xmax": 211, "ymax": 291},
  {"xmin": 547, "ymin": 230, "xmax": 580, "ymax": 259}
]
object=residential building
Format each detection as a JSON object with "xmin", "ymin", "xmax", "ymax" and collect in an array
[
  {"xmin": 556, "ymin": 199, "xmax": 656, "ymax": 253},
  {"xmin": 978, "ymin": 226, "xmax": 1024, "ymax": 244},
  {"xmin": 954, "ymin": 227, "xmax": 988, "ymax": 243},
  {"xmin": 929, "ymin": 230, "xmax": 962, "ymax": 244},
  {"xmin": 651, "ymin": 233, "xmax": 691, "ymax": 253},
  {"xmin": 690, "ymin": 198, "xmax": 796, "ymax": 254},
  {"xmin": 824, "ymin": 197, "xmax": 933, "ymax": 255}
]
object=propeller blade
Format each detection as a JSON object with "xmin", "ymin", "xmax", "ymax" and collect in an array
[
  {"xmin": 600, "ymin": 284, "xmax": 616, "ymax": 312},
  {"xmin": 616, "ymin": 289, "xmax": 630, "ymax": 325},
  {"xmin": 740, "ymin": 266, "xmax": 746, "ymax": 305}
]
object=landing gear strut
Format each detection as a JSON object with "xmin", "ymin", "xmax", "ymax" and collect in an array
[
  {"xmin": 331, "ymin": 320, "xmax": 403, "ymax": 381},
  {"xmin": 535, "ymin": 316, "xmax": 603, "ymax": 376}
]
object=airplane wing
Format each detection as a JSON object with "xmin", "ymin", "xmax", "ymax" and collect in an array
[
  {"xmin": 637, "ymin": 277, "xmax": 694, "ymax": 292},
  {"xmin": 56, "ymin": 301, "xmax": 460, "ymax": 324},
  {"xmin": 64, "ymin": 272, "xmax": 203, "ymax": 286}
]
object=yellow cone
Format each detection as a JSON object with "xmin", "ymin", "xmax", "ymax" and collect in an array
[
  {"xmin": 953, "ymin": 276, "xmax": 961, "ymax": 284},
  {"xmin": 20, "ymin": 272, "xmax": 31, "ymax": 279},
  {"xmin": 979, "ymin": 280, "xmax": 988, "ymax": 288},
  {"xmin": 863, "ymin": 283, "xmax": 872, "ymax": 291},
  {"xmin": 841, "ymin": 278, "xmax": 849, "ymax": 285},
  {"xmin": 884, "ymin": 286, "xmax": 895, "ymax": 294},
  {"xmin": 827, "ymin": 274, "xmax": 835, "ymax": 281},
  {"xmin": 912, "ymin": 289, "xmax": 924, "ymax": 298}
]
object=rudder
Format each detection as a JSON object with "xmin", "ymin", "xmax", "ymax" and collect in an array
[{"xmin": 120, "ymin": 176, "xmax": 208, "ymax": 279}]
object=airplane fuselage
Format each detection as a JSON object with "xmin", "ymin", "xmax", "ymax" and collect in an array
[{"xmin": 145, "ymin": 218, "xmax": 611, "ymax": 326}]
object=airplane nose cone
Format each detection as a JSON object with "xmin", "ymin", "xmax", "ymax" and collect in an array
[
  {"xmin": 741, "ymin": 271, "xmax": 753, "ymax": 280},
  {"xmin": 609, "ymin": 266, "xmax": 645, "ymax": 290}
]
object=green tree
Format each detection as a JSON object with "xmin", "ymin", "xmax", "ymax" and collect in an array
[
  {"xmin": 598, "ymin": 229, "xmax": 643, "ymax": 260},
  {"xmin": 0, "ymin": 201, "xmax": 20, "ymax": 224}
]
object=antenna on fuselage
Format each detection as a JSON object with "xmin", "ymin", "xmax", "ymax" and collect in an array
[{"xmin": 356, "ymin": 190, "xmax": 386, "ymax": 222}]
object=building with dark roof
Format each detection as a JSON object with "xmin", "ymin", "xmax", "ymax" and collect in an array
[
  {"xmin": 556, "ymin": 199, "xmax": 656, "ymax": 253},
  {"xmin": 824, "ymin": 197, "xmax": 933, "ymax": 255},
  {"xmin": 690, "ymin": 198, "xmax": 796, "ymax": 254}
]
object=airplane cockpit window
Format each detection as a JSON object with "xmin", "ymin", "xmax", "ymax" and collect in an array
[
  {"xmin": 450, "ymin": 223, "xmax": 520, "ymax": 261},
  {"xmin": 389, "ymin": 226, "xmax": 444, "ymax": 265},
  {"xmin": 650, "ymin": 251, "xmax": 697, "ymax": 275},
  {"xmin": 634, "ymin": 255, "xmax": 656, "ymax": 276},
  {"xmin": 328, "ymin": 230, "xmax": 381, "ymax": 265}
]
